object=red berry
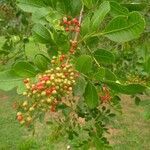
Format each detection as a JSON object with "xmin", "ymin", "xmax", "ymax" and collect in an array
[
  {"xmin": 60, "ymin": 54, "xmax": 66, "ymax": 61},
  {"xmin": 64, "ymin": 72, "xmax": 69, "ymax": 77},
  {"xmin": 70, "ymin": 49, "xmax": 75, "ymax": 54},
  {"xmin": 46, "ymin": 89, "xmax": 52, "ymax": 96},
  {"xmin": 63, "ymin": 20, "xmax": 68, "ymax": 24},
  {"xmin": 72, "ymin": 18, "xmax": 78, "ymax": 24},
  {"xmin": 17, "ymin": 115, "xmax": 23, "ymax": 122},
  {"xmin": 23, "ymin": 79, "xmax": 29, "ymax": 84},
  {"xmin": 50, "ymin": 106, "xmax": 56, "ymax": 112},
  {"xmin": 67, "ymin": 16, "xmax": 71, "ymax": 19},
  {"xmin": 37, "ymin": 85, "xmax": 44, "ymax": 91},
  {"xmin": 51, "ymin": 86, "xmax": 56, "ymax": 91},
  {"xmin": 42, "ymin": 76, "xmax": 50, "ymax": 81},
  {"xmin": 65, "ymin": 28, "xmax": 69, "ymax": 32},
  {"xmin": 67, "ymin": 21, "xmax": 71, "ymax": 25},
  {"xmin": 32, "ymin": 86, "xmax": 37, "ymax": 91}
]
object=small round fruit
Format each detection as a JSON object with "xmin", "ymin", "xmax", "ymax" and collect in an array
[
  {"xmin": 41, "ymin": 91, "xmax": 46, "ymax": 96},
  {"xmin": 17, "ymin": 115, "xmax": 23, "ymax": 122},
  {"xmin": 17, "ymin": 112, "xmax": 22, "ymax": 116},
  {"xmin": 23, "ymin": 92, "xmax": 27, "ymax": 96},
  {"xmin": 52, "ymin": 90, "xmax": 57, "ymax": 95},
  {"xmin": 29, "ymin": 107, "xmax": 34, "ymax": 112},
  {"xmin": 22, "ymin": 101, "xmax": 28, "ymax": 107},
  {"xmin": 26, "ymin": 116, "xmax": 32, "ymax": 122},
  {"xmin": 47, "ymin": 98, "xmax": 52, "ymax": 103}
]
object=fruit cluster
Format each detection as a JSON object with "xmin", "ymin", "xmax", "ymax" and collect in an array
[
  {"xmin": 60, "ymin": 16, "xmax": 80, "ymax": 33},
  {"xmin": 16, "ymin": 54, "xmax": 79, "ymax": 126},
  {"xmin": 99, "ymin": 85, "xmax": 111, "ymax": 103}
]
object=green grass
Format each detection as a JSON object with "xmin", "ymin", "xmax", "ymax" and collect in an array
[
  {"xmin": 0, "ymin": 92, "xmax": 150, "ymax": 150},
  {"xmin": 108, "ymin": 95, "xmax": 150, "ymax": 150},
  {"xmin": 0, "ymin": 91, "xmax": 25, "ymax": 149}
]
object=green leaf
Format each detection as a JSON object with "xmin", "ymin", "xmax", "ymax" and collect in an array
[
  {"xmin": 93, "ymin": 49, "xmax": 115, "ymax": 64},
  {"xmin": 76, "ymin": 55, "xmax": 93, "ymax": 74},
  {"xmin": 110, "ymin": 1, "xmax": 129, "ymax": 16},
  {"xmin": 17, "ymin": 82, "xmax": 26, "ymax": 94},
  {"xmin": 34, "ymin": 54, "xmax": 49, "ymax": 71},
  {"xmin": 105, "ymin": 68, "xmax": 117, "ymax": 81},
  {"xmin": 32, "ymin": 24, "xmax": 53, "ymax": 44},
  {"xmin": 94, "ymin": 67, "xmax": 117, "ymax": 81},
  {"xmin": 122, "ymin": 3, "xmax": 147, "ymax": 11},
  {"xmin": 17, "ymin": 0, "xmax": 46, "ymax": 12},
  {"xmin": 105, "ymin": 81, "xmax": 146, "ymax": 94},
  {"xmin": 13, "ymin": 61, "xmax": 38, "ymax": 77},
  {"xmin": 73, "ymin": 76, "xmax": 87, "ymax": 96},
  {"xmin": 94, "ymin": 68, "xmax": 105, "ymax": 81},
  {"xmin": 144, "ymin": 57, "xmax": 150, "ymax": 74},
  {"xmin": 103, "ymin": 12, "xmax": 145, "ymax": 42},
  {"xmin": 0, "ymin": 70, "xmax": 23, "ymax": 91},
  {"xmin": 81, "ymin": 15, "xmax": 91, "ymax": 36},
  {"xmin": 135, "ymin": 97, "xmax": 141, "ymax": 105},
  {"xmin": 25, "ymin": 40, "xmax": 48, "ymax": 61},
  {"xmin": 32, "ymin": 7, "xmax": 50, "ymax": 24},
  {"xmin": 81, "ymin": 0, "xmax": 93, "ymax": 9},
  {"xmin": 84, "ymin": 82, "xmax": 99, "ymax": 109},
  {"xmin": 92, "ymin": 135, "xmax": 105, "ymax": 148},
  {"xmin": 91, "ymin": 1, "xmax": 110, "ymax": 31}
]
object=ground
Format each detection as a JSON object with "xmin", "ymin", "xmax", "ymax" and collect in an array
[{"xmin": 0, "ymin": 91, "xmax": 150, "ymax": 150}]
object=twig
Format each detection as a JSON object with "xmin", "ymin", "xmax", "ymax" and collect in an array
[
  {"xmin": 73, "ymin": 5, "xmax": 84, "ymax": 42},
  {"xmin": 84, "ymin": 41, "xmax": 101, "ymax": 68}
]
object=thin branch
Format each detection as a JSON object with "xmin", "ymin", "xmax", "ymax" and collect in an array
[
  {"xmin": 73, "ymin": 5, "xmax": 84, "ymax": 42},
  {"xmin": 83, "ymin": 41, "xmax": 101, "ymax": 68}
]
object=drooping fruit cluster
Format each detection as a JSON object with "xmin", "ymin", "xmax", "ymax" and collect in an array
[
  {"xmin": 99, "ymin": 85, "xmax": 111, "ymax": 103},
  {"xmin": 16, "ymin": 53, "xmax": 79, "ymax": 126},
  {"xmin": 60, "ymin": 16, "xmax": 80, "ymax": 33}
]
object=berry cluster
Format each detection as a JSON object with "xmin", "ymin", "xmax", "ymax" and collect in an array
[
  {"xmin": 69, "ymin": 40, "xmax": 78, "ymax": 54},
  {"xmin": 60, "ymin": 16, "xmax": 80, "ymax": 33},
  {"xmin": 16, "ymin": 54, "xmax": 79, "ymax": 126},
  {"xmin": 99, "ymin": 85, "xmax": 111, "ymax": 103}
]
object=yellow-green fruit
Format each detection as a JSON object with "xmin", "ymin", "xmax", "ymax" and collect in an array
[
  {"xmin": 29, "ymin": 107, "xmax": 34, "ymax": 112},
  {"xmin": 46, "ymin": 80, "xmax": 51, "ymax": 85},
  {"xmin": 17, "ymin": 112, "xmax": 22, "ymax": 116},
  {"xmin": 23, "ymin": 101, "xmax": 28, "ymax": 107},
  {"xmin": 47, "ymin": 98, "xmax": 52, "ymax": 103},
  {"xmin": 23, "ymin": 92, "xmax": 27, "ymax": 96},
  {"xmin": 26, "ymin": 116, "xmax": 32, "ymax": 122},
  {"xmin": 32, "ymin": 90, "xmax": 37, "ymax": 94},
  {"xmin": 41, "ymin": 91, "xmax": 46, "ymax": 96},
  {"xmin": 41, "ymin": 99, "xmax": 45, "ymax": 103}
]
